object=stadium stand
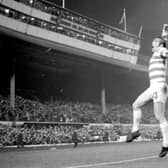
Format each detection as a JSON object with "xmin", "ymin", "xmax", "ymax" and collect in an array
[
  {"xmin": 0, "ymin": 0, "xmax": 163, "ymax": 148},
  {"xmin": 0, "ymin": 94, "xmax": 164, "ymax": 147}
]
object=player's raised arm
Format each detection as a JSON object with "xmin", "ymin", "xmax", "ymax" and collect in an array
[
  {"xmin": 162, "ymin": 24, "xmax": 168, "ymax": 42},
  {"xmin": 161, "ymin": 25, "xmax": 168, "ymax": 58}
]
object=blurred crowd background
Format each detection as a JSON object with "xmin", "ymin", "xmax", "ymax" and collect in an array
[{"xmin": 0, "ymin": 95, "xmax": 163, "ymax": 147}]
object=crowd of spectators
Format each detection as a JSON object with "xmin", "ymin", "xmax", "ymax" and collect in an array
[
  {"xmin": 0, "ymin": 123, "xmax": 162, "ymax": 147},
  {"xmin": 0, "ymin": 124, "xmax": 76, "ymax": 146},
  {"xmin": 0, "ymin": 1, "xmax": 162, "ymax": 147},
  {"xmin": 0, "ymin": 94, "xmax": 163, "ymax": 124},
  {"xmin": 0, "ymin": 94, "xmax": 165, "ymax": 147},
  {"xmin": 0, "ymin": 95, "xmax": 130, "ymax": 123},
  {"xmin": 0, "ymin": 124, "xmax": 119, "ymax": 146}
]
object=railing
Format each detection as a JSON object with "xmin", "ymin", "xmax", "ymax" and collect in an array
[
  {"xmin": 12, "ymin": 0, "xmax": 140, "ymax": 45},
  {"xmin": 0, "ymin": 4, "xmax": 138, "ymax": 57}
]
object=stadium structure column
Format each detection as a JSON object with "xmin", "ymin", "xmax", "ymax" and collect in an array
[
  {"xmin": 101, "ymin": 71, "xmax": 106, "ymax": 114},
  {"xmin": 10, "ymin": 57, "xmax": 15, "ymax": 108}
]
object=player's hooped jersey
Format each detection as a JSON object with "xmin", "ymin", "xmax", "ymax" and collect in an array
[{"xmin": 149, "ymin": 47, "xmax": 168, "ymax": 84}]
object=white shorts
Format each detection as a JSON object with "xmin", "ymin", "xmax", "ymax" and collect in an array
[
  {"xmin": 133, "ymin": 83, "xmax": 168, "ymax": 108},
  {"xmin": 149, "ymin": 83, "xmax": 168, "ymax": 103}
]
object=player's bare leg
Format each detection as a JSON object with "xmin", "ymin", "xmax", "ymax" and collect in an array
[
  {"xmin": 126, "ymin": 107, "xmax": 141, "ymax": 142},
  {"xmin": 126, "ymin": 89, "xmax": 151, "ymax": 142},
  {"xmin": 154, "ymin": 102, "xmax": 168, "ymax": 157}
]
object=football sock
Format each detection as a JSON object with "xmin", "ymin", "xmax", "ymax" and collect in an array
[
  {"xmin": 160, "ymin": 121, "xmax": 168, "ymax": 147},
  {"xmin": 132, "ymin": 108, "xmax": 142, "ymax": 132}
]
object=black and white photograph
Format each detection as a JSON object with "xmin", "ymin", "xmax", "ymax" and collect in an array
[{"xmin": 0, "ymin": 0, "xmax": 168, "ymax": 167}]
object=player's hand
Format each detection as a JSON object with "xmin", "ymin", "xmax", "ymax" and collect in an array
[{"xmin": 162, "ymin": 24, "xmax": 168, "ymax": 41}]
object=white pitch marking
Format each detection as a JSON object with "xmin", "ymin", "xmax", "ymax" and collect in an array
[{"xmin": 65, "ymin": 155, "xmax": 158, "ymax": 168}]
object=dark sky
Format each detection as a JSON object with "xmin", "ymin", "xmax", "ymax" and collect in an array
[{"xmin": 61, "ymin": 0, "xmax": 168, "ymax": 56}]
